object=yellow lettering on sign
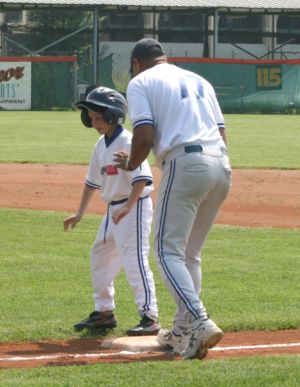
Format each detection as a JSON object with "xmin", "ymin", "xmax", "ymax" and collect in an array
[{"xmin": 256, "ymin": 66, "xmax": 282, "ymax": 89}]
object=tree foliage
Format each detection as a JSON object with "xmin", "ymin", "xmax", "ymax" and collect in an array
[{"xmin": 2, "ymin": 10, "xmax": 93, "ymax": 62}]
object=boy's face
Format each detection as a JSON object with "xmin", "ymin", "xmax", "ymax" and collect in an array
[{"xmin": 88, "ymin": 111, "xmax": 115, "ymax": 137}]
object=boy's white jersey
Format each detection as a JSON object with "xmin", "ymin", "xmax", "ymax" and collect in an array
[
  {"xmin": 86, "ymin": 127, "xmax": 153, "ymax": 203},
  {"xmin": 127, "ymin": 63, "xmax": 226, "ymax": 165}
]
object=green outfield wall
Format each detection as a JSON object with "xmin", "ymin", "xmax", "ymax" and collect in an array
[
  {"xmin": 2, "ymin": 56, "xmax": 299, "ymax": 112},
  {"xmin": 169, "ymin": 58, "xmax": 300, "ymax": 113}
]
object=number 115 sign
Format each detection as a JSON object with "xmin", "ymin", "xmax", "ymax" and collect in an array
[{"xmin": 256, "ymin": 65, "xmax": 282, "ymax": 90}]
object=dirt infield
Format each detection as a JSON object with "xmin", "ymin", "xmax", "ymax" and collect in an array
[
  {"xmin": 0, "ymin": 163, "xmax": 299, "ymax": 368},
  {"xmin": 0, "ymin": 163, "xmax": 300, "ymax": 228}
]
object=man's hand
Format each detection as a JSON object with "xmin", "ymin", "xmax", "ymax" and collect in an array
[
  {"xmin": 113, "ymin": 151, "xmax": 131, "ymax": 171},
  {"xmin": 63, "ymin": 213, "xmax": 82, "ymax": 231},
  {"xmin": 114, "ymin": 124, "xmax": 155, "ymax": 172}
]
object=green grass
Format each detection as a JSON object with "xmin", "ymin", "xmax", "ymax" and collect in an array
[
  {"xmin": 225, "ymin": 114, "xmax": 300, "ymax": 169},
  {"xmin": 0, "ymin": 111, "xmax": 98, "ymax": 165},
  {"xmin": 1, "ymin": 356, "xmax": 299, "ymax": 386},
  {"xmin": 0, "ymin": 111, "xmax": 300, "ymax": 168},
  {"xmin": 1, "ymin": 208, "xmax": 299, "ymax": 342},
  {"xmin": 0, "ymin": 111, "xmax": 299, "ymax": 384}
]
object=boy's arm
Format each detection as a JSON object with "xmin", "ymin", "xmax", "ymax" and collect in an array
[
  {"xmin": 63, "ymin": 184, "xmax": 96, "ymax": 231},
  {"xmin": 112, "ymin": 180, "xmax": 147, "ymax": 225}
]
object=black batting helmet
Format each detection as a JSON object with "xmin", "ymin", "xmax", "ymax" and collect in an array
[{"xmin": 76, "ymin": 86, "xmax": 127, "ymax": 127}]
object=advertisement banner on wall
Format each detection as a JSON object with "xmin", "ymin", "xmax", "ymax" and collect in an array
[{"xmin": 0, "ymin": 62, "xmax": 31, "ymax": 110}]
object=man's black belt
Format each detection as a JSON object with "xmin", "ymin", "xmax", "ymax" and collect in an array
[{"xmin": 185, "ymin": 145, "xmax": 203, "ymax": 153}]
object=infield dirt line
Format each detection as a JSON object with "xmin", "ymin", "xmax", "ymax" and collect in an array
[{"xmin": 1, "ymin": 342, "xmax": 300, "ymax": 363}]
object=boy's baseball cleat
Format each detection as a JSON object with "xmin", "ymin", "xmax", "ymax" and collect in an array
[
  {"xmin": 181, "ymin": 318, "xmax": 224, "ymax": 360},
  {"xmin": 156, "ymin": 328, "xmax": 190, "ymax": 354},
  {"xmin": 126, "ymin": 315, "xmax": 161, "ymax": 336},
  {"xmin": 74, "ymin": 311, "xmax": 117, "ymax": 331}
]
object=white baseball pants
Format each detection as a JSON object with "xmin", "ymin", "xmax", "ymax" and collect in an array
[
  {"xmin": 90, "ymin": 196, "xmax": 158, "ymax": 320},
  {"xmin": 154, "ymin": 143, "xmax": 231, "ymax": 331}
]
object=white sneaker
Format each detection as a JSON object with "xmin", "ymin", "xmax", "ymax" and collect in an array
[
  {"xmin": 156, "ymin": 328, "xmax": 190, "ymax": 354},
  {"xmin": 181, "ymin": 318, "xmax": 224, "ymax": 360}
]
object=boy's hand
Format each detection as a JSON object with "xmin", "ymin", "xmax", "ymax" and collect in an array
[
  {"xmin": 112, "ymin": 205, "xmax": 130, "ymax": 225},
  {"xmin": 63, "ymin": 213, "xmax": 82, "ymax": 231}
]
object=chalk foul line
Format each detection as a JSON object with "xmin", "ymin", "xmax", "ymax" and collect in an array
[
  {"xmin": 1, "ymin": 342, "xmax": 300, "ymax": 363},
  {"xmin": 210, "ymin": 342, "xmax": 300, "ymax": 351},
  {"xmin": 0, "ymin": 351, "xmax": 135, "ymax": 362}
]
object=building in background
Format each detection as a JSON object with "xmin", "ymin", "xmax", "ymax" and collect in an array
[
  {"xmin": 1, "ymin": 8, "xmax": 300, "ymax": 61},
  {"xmin": 1, "ymin": 4, "xmax": 300, "ymax": 113}
]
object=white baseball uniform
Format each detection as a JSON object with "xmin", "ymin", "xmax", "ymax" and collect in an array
[
  {"xmin": 127, "ymin": 63, "xmax": 231, "ymax": 331},
  {"xmin": 86, "ymin": 126, "xmax": 158, "ymax": 320}
]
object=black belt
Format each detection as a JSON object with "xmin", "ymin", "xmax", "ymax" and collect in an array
[
  {"xmin": 110, "ymin": 198, "xmax": 128, "ymax": 205},
  {"xmin": 185, "ymin": 145, "xmax": 203, "ymax": 153},
  {"xmin": 110, "ymin": 195, "xmax": 149, "ymax": 206}
]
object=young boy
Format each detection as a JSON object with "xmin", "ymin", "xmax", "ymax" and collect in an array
[{"xmin": 63, "ymin": 86, "xmax": 160, "ymax": 336}]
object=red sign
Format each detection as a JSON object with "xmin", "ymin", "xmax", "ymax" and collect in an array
[{"xmin": 0, "ymin": 66, "xmax": 24, "ymax": 83}]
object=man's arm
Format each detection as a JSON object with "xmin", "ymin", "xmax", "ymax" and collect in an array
[
  {"xmin": 114, "ymin": 124, "xmax": 154, "ymax": 171},
  {"xmin": 219, "ymin": 128, "xmax": 227, "ymax": 146}
]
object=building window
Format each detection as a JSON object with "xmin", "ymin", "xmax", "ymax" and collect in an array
[
  {"xmin": 277, "ymin": 15, "xmax": 300, "ymax": 44},
  {"xmin": 158, "ymin": 12, "xmax": 204, "ymax": 43},
  {"xmin": 4, "ymin": 11, "xmax": 23, "ymax": 23},
  {"xmin": 100, "ymin": 13, "xmax": 144, "ymax": 42},
  {"xmin": 218, "ymin": 14, "xmax": 263, "ymax": 44}
]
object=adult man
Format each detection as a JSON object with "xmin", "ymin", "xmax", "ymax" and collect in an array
[{"xmin": 114, "ymin": 39, "xmax": 232, "ymax": 359}]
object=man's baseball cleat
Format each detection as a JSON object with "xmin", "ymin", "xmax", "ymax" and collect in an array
[
  {"xmin": 181, "ymin": 318, "xmax": 224, "ymax": 360},
  {"xmin": 74, "ymin": 311, "xmax": 117, "ymax": 331},
  {"xmin": 156, "ymin": 328, "xmax": 190, "ymax": 354},
  {"xmin": 126, "ymin": 315, "xmax": 161, "ymax": 336}
]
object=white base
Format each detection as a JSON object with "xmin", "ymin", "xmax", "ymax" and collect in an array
[{"xmin": 101, "ymin": 336, "xmax": 167, "ymax": 352}]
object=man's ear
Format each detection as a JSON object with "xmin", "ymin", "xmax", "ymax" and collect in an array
[{"xmin": 132, "ymin": 58, "xmax": 140, "ymax": 75}]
